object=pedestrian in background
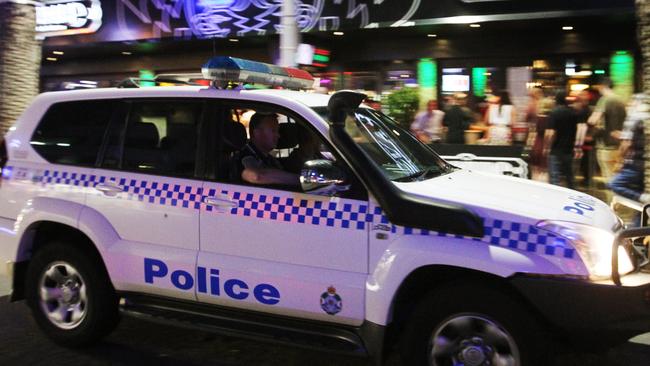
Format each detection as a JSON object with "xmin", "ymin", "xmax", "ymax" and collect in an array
[
  {"xmin": 609, "ymin": 94, "xmax": 650, "ymax": 225},
  {"xmin": 483, "ymin": 90, "xmax": 516, "ymax": 145},
  {"xmin": 574, "ymin": 90, "xmax": 596, "ymax": 187},
  {"xmin": 526, "ymin": 88, "xmax": 548, "ymax": 180},
  {"xmin": 443, "ymin": 93, "xmax": 473, "ymax": 144},
  {"xmin": 588, "ymin": 77, "xmax": 627, "ymax": 182},
  {"xmin": 544, "ymin": 91, "xmax": 583, "ymax": 189},
  {"xmin": 410, "ymin": 99, "xmax": 445, "ymax": 144}
]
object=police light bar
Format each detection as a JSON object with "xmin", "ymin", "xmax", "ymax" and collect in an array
[{"xmin": 201, "ymin": 56, "xmax": 315, "ymax": 90}]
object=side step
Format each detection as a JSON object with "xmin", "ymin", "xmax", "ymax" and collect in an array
[{"xmin": 119, "ymin": 293, "xmax": 369, "ymax": 357}]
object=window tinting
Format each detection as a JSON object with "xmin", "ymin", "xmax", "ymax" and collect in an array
[
  {"xmin": 105, "ymin": 101, "xmax": 202, "ymax": 177},
  {"xmin": 30, "ymin": 100, "xmax": 114, "ymax": 166}
]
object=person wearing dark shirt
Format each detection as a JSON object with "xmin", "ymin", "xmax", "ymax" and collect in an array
[
  {"xmin": 544, "ymin": 91, "xmax": 584, "ymax": 189},
  {"xmin": 588, "ymin": 77, "xmax": 627, "ymax": 182},
  {"xmin": 575, "ymin": 90, "xmax": 595, "ymax": 186},
  {"xmin": 443, "ymin": 93, "xmax": 473, "ymax": 144},
  {"xmin": 608, "ymin": 94, "xmax": 650, "ymax": 218},
  {"xmin": 231, "ymin": 113, "xmax": 299, "ymax": 186}
]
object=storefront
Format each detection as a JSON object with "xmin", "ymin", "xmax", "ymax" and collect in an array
[{"xmin": 38, "ymin": 0, "xmax": 637, "ymax": 117}]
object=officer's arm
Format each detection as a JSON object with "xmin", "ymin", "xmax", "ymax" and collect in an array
[
  {"xmin": 242, "ymin": 167, "xmax": 299, "ymax": 186},
  {"xmin": 241, "ymin": 156, "xmax": 299, "ymax": 186}
]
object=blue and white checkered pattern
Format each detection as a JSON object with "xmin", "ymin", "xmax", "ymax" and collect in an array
[
  {"xmin": 43, "ymin": 170, "xmax": 98, "ymax": 187},
  {"xmin": 5, "ymin": 165, "xmax": 578, "ymax": 260},
  {"xmin": 118, "ymin": 178, "xmax": 203, "ymax": 209},
  {"xmin": 384, "ymin": 212, "xmax": 576, "ymax": 259},
  {"xmin": 205, "ymin": 188, "xmax": 373, "ymax": 230}
]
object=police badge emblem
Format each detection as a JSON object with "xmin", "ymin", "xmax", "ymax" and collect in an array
[{"xmin": 320, "ymin": 286, "xmax": 342, "ymax": 315}]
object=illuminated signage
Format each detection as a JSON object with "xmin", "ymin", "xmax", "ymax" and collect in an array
[
  {"xmin": 472, "ymin": 67, "xmax": 487, "ymax": 97},
  {"xmin": 296, "ymin": 43, "xmax": 330, "ymax": 68},
  {"xmin": 39, "ymin": 0, "xmax": 632, "ymax": 45},
  {"xmin": 442, "ymin": 74, "xmax": 470, "ymax": 92},
  {"xmin": 36, "ymin": 0, "xmax": 103, "ymax": 39},
  {"xmin": 610, "ymin": 50, "xmax": 634, "ymax": 101}
]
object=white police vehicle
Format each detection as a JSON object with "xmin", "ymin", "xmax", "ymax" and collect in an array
[{"xmin": 1, "ymin": 57, "xmax": 650, "ymax": 366}]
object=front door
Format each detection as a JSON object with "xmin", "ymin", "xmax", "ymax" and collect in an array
[{"xmin": 198, "ymin": 103, "xmax": 369, "ymax": 325}]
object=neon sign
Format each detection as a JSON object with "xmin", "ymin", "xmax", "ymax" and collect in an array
[{"xmin": 36, "ymin": 0, "xmax": 103, "ymax": 39}]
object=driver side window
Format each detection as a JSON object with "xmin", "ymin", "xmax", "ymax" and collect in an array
[{"xmin": 215, "ymin": 103, "xmax": 364, "ymax": 200}]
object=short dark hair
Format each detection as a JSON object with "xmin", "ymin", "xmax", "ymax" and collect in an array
[
  {"xmin": 249, "ymin": 113, "xmax": 276, "ymax": 133},
  {"xmin": 555, "ymin": 91, "xmax": 568, "ymax": 106}
]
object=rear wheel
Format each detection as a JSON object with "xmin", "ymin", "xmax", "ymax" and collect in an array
[
  {"xmin": 400, "ymin": 283, "xmax": 544, "ymax": 366},
  {"xmin": 25, "ymin": 241, "xmax": 119, "ymax": 346}
]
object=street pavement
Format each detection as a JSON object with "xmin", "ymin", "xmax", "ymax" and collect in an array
[{"xmin": 0, "ymin": 286, "xmax": 649, "ymax": 365}]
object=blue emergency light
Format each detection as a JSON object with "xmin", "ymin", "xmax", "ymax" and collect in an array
[{"xmin": 201, "ymin": 56, "xmax": 315, "ymax": 90}]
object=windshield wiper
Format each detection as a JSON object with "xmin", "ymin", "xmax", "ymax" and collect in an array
[
  {"xmin": 394, "ymin": 167, "xmax": 444, "ymax": 182},
  {"xmin": 393, "ymin": 170, "xmax": 426, "ymax": 182}
]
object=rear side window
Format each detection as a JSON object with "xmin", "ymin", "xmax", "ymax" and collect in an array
[
  {"xmin": 30, "ymin": 100, "xmax": 114, "ymax": 166},
  {"xmin": 102, "ymin": 101, "xmax": 203, "ymax": 178}
]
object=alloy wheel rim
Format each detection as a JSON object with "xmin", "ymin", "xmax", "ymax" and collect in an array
[
  {"xmin": 429, "ymin": 313, "xmax": 520, "ymax": 366},
  {"xmin": 38, "ymin": 261, "xmax": 88, "ymax": 330}
]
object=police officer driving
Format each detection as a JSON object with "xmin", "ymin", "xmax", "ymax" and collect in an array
[{"xmin": 231, "ymin": 112, "xmax": 300, "ymax": 186}]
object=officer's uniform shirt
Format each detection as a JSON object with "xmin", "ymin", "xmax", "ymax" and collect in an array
[{"xmin": 230, "ymin": 142, "xmax": 283, "ymax": 183}]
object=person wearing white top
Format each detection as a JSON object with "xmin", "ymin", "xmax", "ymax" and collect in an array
[{"xmin": 484, "ymin": 91, "xmax": 517, "ymax": 145}]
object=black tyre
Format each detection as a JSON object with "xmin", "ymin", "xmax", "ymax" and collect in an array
[
  {"xmin": 25, "ymin": 241, "xmax": 119, "ymax": 347},
  {"xmin": 400, "ymin": 283, "xmax": 545, "ymax": 366}
]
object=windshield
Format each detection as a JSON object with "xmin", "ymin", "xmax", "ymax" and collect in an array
[{"xmin": 313, "ymin": 107, "xmax": 454, "ymax": 182}]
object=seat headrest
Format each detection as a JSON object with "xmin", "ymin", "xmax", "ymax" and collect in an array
[
  {"xmin": 223, "ymin": 120, "xmax": 247, "ymax": 150},
  {"xmin": 276, "ymin": 123, "xmax": 300, "ymax": 149},
  {"xmin": 126, "ymin": 122, "xmax": 159, "ymax": 149}
]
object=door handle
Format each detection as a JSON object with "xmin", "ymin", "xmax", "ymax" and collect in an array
[
  {"xmin": 203, "ymin": 196, "xmax": 238, "ymax": 209},
  {"xmin": 95, "ymin": 183, "xmax": 123, "ymax": 196}
]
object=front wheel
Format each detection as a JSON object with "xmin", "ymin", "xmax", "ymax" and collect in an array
[
  {"xmin": 25, "ymin": 241, "xmax": 119, "ymax": 347},
  {"xmin": 400, "ymin": 283, "xmax": 545, "ymax": 366}
]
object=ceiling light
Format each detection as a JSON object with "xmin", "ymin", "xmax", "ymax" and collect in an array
[
  {"xmin": 229, "ymin": 38, "xmax": 239, "ymax": 42},
  {"xmin": 469, "ymin": 24, "xmax": 481, "ymax": 28},
  {"xmin": 427, "ymin": 34, "xmax": 437, "ymax": 38},
  {"xmin": 121, "ymin": 51, "xmax": 132, "ymax": 55},
  {"xmin": 333, "ymin": 31, "xmax": 344, "ymax": 36},
  {"xmin": 46, "ymin": 57, "xmax": 57, "ymax": 61},
  {"xmin": 52, "ymin": 51, "xmax": 64, "ymax": 55},
  {"xmin": 562, "ymin": 26, "xmax": 574, "ymax": 31}
]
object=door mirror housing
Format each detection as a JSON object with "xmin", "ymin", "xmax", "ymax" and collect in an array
[{"xmin": 300, "ymin": 160, "xmax": 349, "ymax": 196}]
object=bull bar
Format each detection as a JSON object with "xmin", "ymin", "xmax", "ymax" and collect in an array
[{"xmin": 612, "ymin": 203, "xmax": 650, "ymax": 285}]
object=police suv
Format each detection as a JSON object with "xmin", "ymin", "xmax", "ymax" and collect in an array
[{"xmin": 1, "ymin": 57, "xmax": 650, "ymax": 366}]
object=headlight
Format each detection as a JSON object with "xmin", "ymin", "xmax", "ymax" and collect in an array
[{"xmin": 537, "ymin": 220, "xmax": 634, "ymax": 280}]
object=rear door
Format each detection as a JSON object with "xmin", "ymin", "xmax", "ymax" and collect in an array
[
  {"xmin": 0, "ymin": 100, "xmax": 115, "ymax": 220},
  {"xmin": 85, "ymin": 99, "xmax": 206, "ymax": 300}
]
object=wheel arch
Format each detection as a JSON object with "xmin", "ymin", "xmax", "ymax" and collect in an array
[
  {"xmin": 385, "ymin": 265, "xmax": 553, "ymax": 344},
  {"xmin": 11, "ymin": 203, "xmax": 120, "ymax": 301}
]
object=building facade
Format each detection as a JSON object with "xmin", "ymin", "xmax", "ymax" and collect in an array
[{"xmin": 39, "ymin": 1, "xmax": 637, "ymax": 105}]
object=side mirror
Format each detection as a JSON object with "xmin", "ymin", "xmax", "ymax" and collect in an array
[{"xmin": 300, "ymin": 160, "xmax": 349, "ymax": 195}]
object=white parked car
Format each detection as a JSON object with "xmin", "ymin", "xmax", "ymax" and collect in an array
[{"xmin": 1, "ymin": 57, "xmax": 649, "ymax": 366}]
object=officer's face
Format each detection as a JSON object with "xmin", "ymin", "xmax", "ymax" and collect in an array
[{"xmin": 254, "ymin": 117, "xmax": 280, "ymax": 153}]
